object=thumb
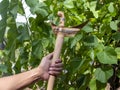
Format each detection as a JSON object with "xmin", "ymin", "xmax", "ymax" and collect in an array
[{"xmin": 46, "ymin": 52, "xmax": 54, "ymax": 60}]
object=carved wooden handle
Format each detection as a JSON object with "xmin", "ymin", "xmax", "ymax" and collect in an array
[
  {"xmin": 47, "ymin": 11, "xmax": 65, "ymax": 90},
  {"xmin": 47, "ymin": 34, "xmax": 64, "ymax": 90},
  {"xmin": 58, "ymin": 11, "xmax": 65, "ymax": 27}
]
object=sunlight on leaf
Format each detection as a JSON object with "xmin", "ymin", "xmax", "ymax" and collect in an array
[
  {"xmin": 110, "ymin": 21, "xmax": 117, "ymax": 31},
  {"xmin": 108, "ymin": 2, "xmax": 114, "ymax": 13},
  {"xmin": 115, "ymin": 47, "xmax": 120, "ymax": 59},
  {"xmin": 64, "ymin": 0, "xmax": 74, "ymax": 9},
  {"xmin": 89, "ymin": 77, "xmax": 96, "ymax": 90},
  {"xmin": 97, "ymin": 46, "xmax": 117, "ymax": 64}
]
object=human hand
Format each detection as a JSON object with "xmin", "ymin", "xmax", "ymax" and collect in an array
[{"xmin": 38, "ymin": 52, "xmax": 63, "ymax": 80}]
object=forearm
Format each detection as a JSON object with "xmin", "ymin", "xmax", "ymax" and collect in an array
[{"xmin": 0, "ymin": 68, "xmax": 42, "ymax": 90}]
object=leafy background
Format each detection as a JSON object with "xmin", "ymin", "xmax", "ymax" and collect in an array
[{"xmin": 0, "ymin": 0, "xmax": 120, "ymax": 90}]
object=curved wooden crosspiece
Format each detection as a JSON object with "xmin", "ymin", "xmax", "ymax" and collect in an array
[
  {"xmin": 47, "ymin": 11, "xmax": 89, "ymax": 90},
  {"xmin": 51, "ymin": 11, "xmax": 88, "ymax": 37}
]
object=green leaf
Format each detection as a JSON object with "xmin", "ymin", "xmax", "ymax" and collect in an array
[
  {"xmin": 0, "ymin": 64, "xmax": 8, "ymax": 73},
  {"xmin": 33, "ymin": 45, "xmax": 43, "ymax": 59},
  {"xmin": 110, "ymin": 21, "xmax": 118, "ymax": 31},
  {"xmin": 69, "ymin": 58, "xmax": 82, "ymax": 73},
  {"xmin": 0, "ymin": 0, "xmax": 9, "ymax": 42},
  {"xmin": 89, "ymin": 1, "xmax": 98, "ymax": 18},
  {"xmin": 0, "ymin": 20, "xmax": 6, "ymax": 42},
  {"xmin": 89, "ymin": 77, "xmax": 96, "ymax": 90},
  {"xmin": 89, "ymin": 49, "xmax": 94, "ymax": 60},
  {"xmin": 69, "ymin": 87, "xmax": 75, "ymax": 90},
  {"xmin": 70, "ymin": 34, "xmax": 83, "ymax": 48},
  {"xmin": 26, "ymin": 0, "xmax": 48, "ymax": 17},
  {"xmin": 93, "ymin": 11, "xmax": 98, "ymax": 18},
  {"xmin": 82, "ymin": 24, "xmax": 93, "ymax": 33},
  {"xmin": 6, "ymin": 18, "xmax": 18, "ymax": 50},
  {"xmin": 25, "ymin": 0, "xmax": 39, "ymax": 7},
  {"xmin": 76, "ymin": 74, "xmax": 86, "ymax": 88},
  {"xmin": 32, "ymin": 40, "xmax": 43, "ymax": 59},
  {"xmin": 17, "ymin": 25, "xmax": 30, "ymax": 42},
  {"xmin": 117, "ymin": 70, "xmax": 120, "ymax": 78},
  {"xmin": 108, "ymin": 3, "xmax": 114, "ymax": 13},
  {"xmin": 34, "ymin": 8, "xmax": 48, "ymax": 17},
  {"xmin": 96, "ymin": 81, "xmax": 106, "ymax": 90},
  {"xmin": 76, "ymin": 58, "xmax": 90, "ymax": 74},
  {"xmin": 9, "ymin": 0, "xmax": 18, "ymax": 18},
  {"xmin": 95, "ymin": 68, "xmax": 113, "ymax": 83},
  {"xmin": 18, "ymin": 1, "xmax": 25, "ymax": 15},
  {"xmin": 42, "ymin": 38, "xmax": 49, "ymax": 49},
  {"xmin": 115, "ymin": 47, "xmax": 120, "ymax": 59},
  {"xmin": 89, "ymin": 1, "xmax": 97, "ymax": 12},
  {"xmin": 78, "ymin": 74, "xmax": 91, "ymax": 89},
  {"xmin": 95, "ymin": 43, "xmax": 104, "ymax": 53},
  {"xmin": 97, "ymin": 46, "xmax": 117, "ymax": 64},
  {"xmin": 112, "ymin": 32, "xmax": 120, "ymax": 41},
  {"xmin": 68, "ymin": 58, "xmax": 89, "ymax": 75},
  {"xmin": 64, "ymin": 0, "xmax": 74, "ymax": 9},
  {"xmin": 0, "ymin": 0, "xmax": 9, "ymax": 16},
  {"xmin": 83, "ymin": 35, "xmax": 98, "ymax": 47}
]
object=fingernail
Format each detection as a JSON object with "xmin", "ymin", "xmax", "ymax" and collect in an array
[{"xmin": 55, "ymin": 60, "xmax": 61, "ymax": 63}]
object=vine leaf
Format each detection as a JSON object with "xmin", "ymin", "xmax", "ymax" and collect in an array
[
  {"xmin": 0, "ymin": 0, "xmax": 9, "ymax": 42},
  {"xmin": 112, "ymin": 32, "xmax": 120, "ymax": 41},
  {"xmin": 95, "ymin": 68, "xmax": 113, "ymax": 83},
  {"xmin": 97, "ymin": 46, "xmax": 117, "ymax": 64},
  {"xmin": 25, "ymin": 0, "xmax": 48, "ymax": 17},
  {"xmin": 108, "ymin": 2, "xmax": 114, "ymax": 13},
  {"xmin": 115, "ymin": 47, "xmax": 120, "ymax": 59},
  {"xmin": 110, "ymin": 21, "xmax": 118, "ymax": 31},
  {"xmin": 89, "ymin": 77, "xmax": 96, "ymax": 90},
  {"xmin": 64, "ymin": 0, "xmax": 74, "ymax": 9}
]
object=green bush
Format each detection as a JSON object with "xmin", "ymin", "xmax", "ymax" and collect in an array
[{"xmin": 0, "ymin": 0, "xmax": 120, "ymax": 89}]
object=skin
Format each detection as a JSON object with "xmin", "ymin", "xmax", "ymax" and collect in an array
[{"xmin": 0, "ymin": 52, "xmax": 63, "ymax": 90}]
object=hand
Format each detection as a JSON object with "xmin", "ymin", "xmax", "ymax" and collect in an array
[{"xmin": 38, "ymin": 52, "xmax": 63, "ymax": 80}]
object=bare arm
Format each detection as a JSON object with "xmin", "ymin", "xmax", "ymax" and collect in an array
[
  {"xmin": 0, "ymin": 53, "xmax": 63, "ymax": 90},
  {"xmin": 0, "ymin": 68, "xmax": 42, "ymax": 90}
]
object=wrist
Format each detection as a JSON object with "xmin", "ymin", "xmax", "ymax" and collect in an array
[
  {"xmin": 35, "ymin": 67, "xmax": 44, "ymax": 79},
  {"xmin": 37, "ymin": 66, "xmax": 49, "ymax": 80}
]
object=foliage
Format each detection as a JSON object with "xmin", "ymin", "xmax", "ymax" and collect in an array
[{"xmin": 0, "ymin": 0, "xmax": 120, "ymax": 89}]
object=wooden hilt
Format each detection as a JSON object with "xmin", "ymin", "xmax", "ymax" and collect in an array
[
  {"xmin": 51, "ymin": 11, "xmax": 81, "ymax": 37},
  {"xmin": 47, "ymin": 11, "xmax": 88, "ymax": 90}
]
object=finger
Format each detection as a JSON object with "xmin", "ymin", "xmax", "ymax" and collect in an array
[
  {"xmin": 51, "ymin": 59, "xmax": 63, "ymax": 67},
  {"xmin": 49, "ymin": 67, "xmax": 63, "ymax": 71},
  {"xmin": 46, "ymin": 52, "xmax": 54, "ymax": 60},
  {"xmin": 55, "ymin": 59, "xmax": 62, "ymax": 63},
  {"xmin": 49, "ymin": 71, "xmax": 61, "ymax": 76},
  {"xmin": 51, "ymin": 63, "xmax": 63, "ymax": 68}
]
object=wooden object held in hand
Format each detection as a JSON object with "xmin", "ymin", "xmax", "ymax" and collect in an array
[{"xmin": 47, "ymin": 11, "xmax": 88, "ymax": 90}]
